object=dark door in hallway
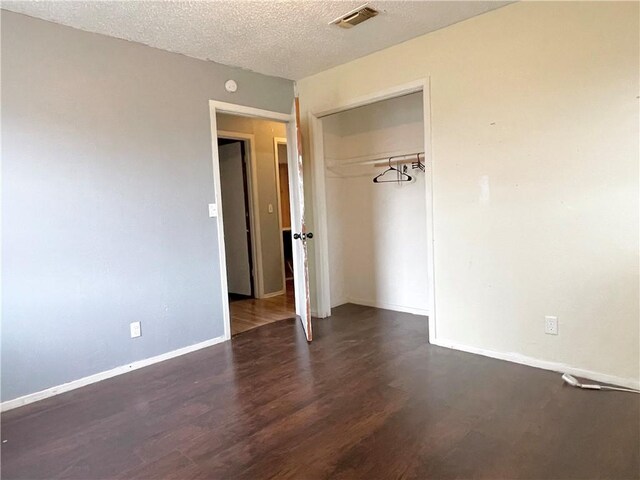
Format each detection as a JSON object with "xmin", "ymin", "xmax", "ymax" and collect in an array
[{"xmin": 218, "ymin": 139, "xmax": 254, "ymax": 300}]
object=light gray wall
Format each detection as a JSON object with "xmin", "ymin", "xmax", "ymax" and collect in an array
[
  {"xmin": 1, "ymin": 11, "xmax": 293, "ymax": 402},
  {"xmin": 216, "ymin": 114, "xmax": 287, "ymax": 295}
]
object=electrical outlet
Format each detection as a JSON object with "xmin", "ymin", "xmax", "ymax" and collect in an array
[
  {"xmin": 268, "ymin": 203, "xmax": 274, "ymax": 214},
  {"xmin": 544, "ymin": 316, "xmax": 558, "ymax": 335},
  {"xmin": 130, "ymin": 321, "xmax": 142, "ymax": 338}
]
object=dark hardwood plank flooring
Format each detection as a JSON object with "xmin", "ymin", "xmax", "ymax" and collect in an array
[{"xmin": 1, "ymin": 304, "xmax": 638, "ymax": 479}]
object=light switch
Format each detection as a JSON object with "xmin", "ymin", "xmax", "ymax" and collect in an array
[
  {"xmin": 268, "ymin": 204, "xmax": 274, "ymax": 214},
  {"xmin": 208, "ymin": 203, "xmax": 218, "ymax": 218}
]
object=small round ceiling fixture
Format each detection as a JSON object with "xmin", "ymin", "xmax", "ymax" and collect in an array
[{"xmin": 225, "ymin": 80, "xmax": 238, "ymax": 93}]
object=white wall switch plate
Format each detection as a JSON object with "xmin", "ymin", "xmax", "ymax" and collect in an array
[
  {"xmin": 130, "ymin": 321, "xmax": 142, "ymax": 338},
  {"xmin": 208, "ymin": 203, "xmax": 218, "ymax": 218},
  {"xmin": 544, "ymin": 316, "xmax": 558, "ymax": 335},
  {"xmin": 268, "ymin": 203, "xmax": 274, "ymax": 214}
]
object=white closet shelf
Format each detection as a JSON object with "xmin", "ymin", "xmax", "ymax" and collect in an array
[{"xmin": 325, "ymin": 150, "xmax": 425, "ymax": 169}]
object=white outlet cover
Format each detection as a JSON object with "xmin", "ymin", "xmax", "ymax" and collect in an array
[
  {"xmin": 130, "ymin": 321, "xmax": 142, "ymax": 338},
  {"xmin": 544, "ymin": 316, "xmax": 558, "ymax": 335}
]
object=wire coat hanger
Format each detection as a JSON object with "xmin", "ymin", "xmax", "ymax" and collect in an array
[
  {"xmin": 411, "ymin": 153, "xmax": 425, "ymax": 172},
  {"xmin": 373, "ymin": 158, "xmax": 413, "ymax": 184}
]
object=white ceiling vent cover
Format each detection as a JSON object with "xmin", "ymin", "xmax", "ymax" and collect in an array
[{"xmin": 329, "ymin": 4, "xmax": 379, "ymax": 29}]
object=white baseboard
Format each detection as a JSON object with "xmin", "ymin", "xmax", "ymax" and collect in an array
[
  {"xmin": 330, "ymin": 298, "xmax": 348, "ymax": 309},
  {"xmin": 261, "ymin": 289, "xmax": 286, "ymax": 299},
  {"xmin": 347, "ymin": 297, "xmax": 430, "ymax": 317},
  {"xmin": 431, "ymin": 337, "xmax": 640, "ymax": 391},
  {"xmin": 1, "ymin": 335, "xmax": 227, "ymax": 412}
]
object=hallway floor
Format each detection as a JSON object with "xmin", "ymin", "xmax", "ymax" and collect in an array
[{"xmin": 230, "ymin": 280, "xmax": 295, "ymax": 335}]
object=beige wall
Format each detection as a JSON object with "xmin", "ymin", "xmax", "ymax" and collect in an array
[
  {"xmin": 297, "ymin": 2, "xmax": 639, "ymax": 384},
  {"xmin": 216, "ymin": 114, "xmax": 287, "ymax": 295}
]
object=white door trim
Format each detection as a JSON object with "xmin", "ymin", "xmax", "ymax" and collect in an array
[
  {"xmin": 273, "ymin": 137, "xmax": 289, "ymax": 293},
  {"xmin": 308, "ymin": 78, "xmax": 437, "ymax": 343},
  {"xmin": 212, "ymin": 101, "xmax": 292, "ymax": 123},
  {"xmin": 216, "ymin": 131, "xmax": 264, "ymax": 299},
  {"xmin": 312, "ymin": 79, "xmax": 426, "ymax": 118},
  {"xmin": 209, "ymin": 101, "xmax": 294, "ymax": 341},
  {"xmin": 308, "ymin": 114, "xmax": 330, "ymax": 318}
]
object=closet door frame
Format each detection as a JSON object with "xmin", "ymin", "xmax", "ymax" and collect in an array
[{"xmin": 308, "ymin": 78, "xmax": 437, "ymax": 343}]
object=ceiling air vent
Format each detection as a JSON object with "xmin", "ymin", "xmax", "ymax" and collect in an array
[{"xmin": 329, "ymin": 4, "xmax": 379, "ymax": 29}]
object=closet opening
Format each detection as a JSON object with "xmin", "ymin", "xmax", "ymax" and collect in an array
[{"xmin": 313, "ymin": 89, "xmax": 433, "ymax": 328}]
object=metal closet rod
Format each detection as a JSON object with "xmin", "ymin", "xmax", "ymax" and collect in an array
[
  {"xmin": 387, "ymin": 151, "xmax": 425, "ymax": 161},
  {"xmin": 357, "ymin": 152, "xmax": 426, "ymax": 166}
]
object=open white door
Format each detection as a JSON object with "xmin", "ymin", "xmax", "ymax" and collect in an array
[{"xmin": 286, "ymin": 96, "xmax": 312, "ymax": 341}]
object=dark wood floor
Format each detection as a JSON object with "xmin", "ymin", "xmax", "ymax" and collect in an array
[
  {"xmin": 230, "ymin": 280, "xmax": 295, "ymax": 336},
  {"xmin": 2, "ymin": 304, "xmax": 638, "ymax": 479}
]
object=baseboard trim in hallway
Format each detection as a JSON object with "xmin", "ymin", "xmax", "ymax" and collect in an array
[
  {"xmin": 0, "ymin": 335, "xmax": 227, "ymax": 412},
  {"xmin": 346, "ymin": 297, "xmax": 430, "ymax": 317}
]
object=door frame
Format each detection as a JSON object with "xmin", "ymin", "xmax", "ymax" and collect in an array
[
  {"xmin": 216, "ymin": 131, "xmax": 262, "ymax": 299},
  {"xmin": 308, "ymin": 78, "xmax": 437, "ymax": 343},
  {"xmin": 209, "ymin": 101, "xmax": 294, "ymax": 341},
  {"xmin": 273, "ymin": 137, "xmax": 289, "ymax": 292}
]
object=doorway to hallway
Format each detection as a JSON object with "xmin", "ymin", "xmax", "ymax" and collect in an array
[{"xmin": 216, "ymin": 117, "xmax": 297, "ymax": 336}]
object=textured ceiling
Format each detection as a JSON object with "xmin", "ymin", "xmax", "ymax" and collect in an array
[{"xmin": 2, "ymin": 1, "xmax": 512, "ymax": 80}]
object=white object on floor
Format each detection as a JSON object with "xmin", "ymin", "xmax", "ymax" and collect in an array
[{"xmin": 561, "ymin": 373, "xmax": 640, "ymax": 394}]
